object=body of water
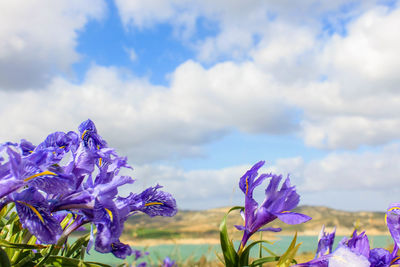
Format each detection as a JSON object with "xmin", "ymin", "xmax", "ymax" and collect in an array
[{"xmin": 78, "ymin": 235, "xmax": 393, "ymax": 265}]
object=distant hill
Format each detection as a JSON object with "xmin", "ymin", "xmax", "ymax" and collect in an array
[{"xmin": 121, "ymin": 206, "xmax": 390, "ymax": 244}]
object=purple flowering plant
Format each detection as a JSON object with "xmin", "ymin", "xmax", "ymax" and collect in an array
[
  {"xmin": 219, "ymin": 161, "xmax": 312, "ymax": 267},
  {"xmin": 295, "ymin": 205, "xmax": 400, "ymax": 267},
  {"xmin": 0, "ymin": 119, "xmax": 177, "ymax": 266}
]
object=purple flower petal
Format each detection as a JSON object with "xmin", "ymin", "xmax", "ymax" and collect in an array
[
  {"xmin": 258, "ymin": 227, "xmax": 282, "ymax": 232},
  {"xmin": 234, "ymin": 225, "xmax": 246, "ymax": 231},
  {"xmin": 369, "ymin": 248, "xmax": 391, "ymax": 267},
  {"xmin": 316, "ymin": 225, "xmax": 336, "ymax": 258},
  {"xmin": 276, "ymin": 212, "xmax": 312, "ymax": 225},
  {"xmin": 138, "ymin": 185, "xmax": 177, "ymax": 217},
  {"xmin": 110, "ymin": 241, "xmax": 132, "ymax": 259},
  {"xmin": 14, "ymin": 188, "xmax": 62, "ymax": 244},
  {"xmin": 386, "ymin": 203, "xmax": 400, "ymax": 248}
]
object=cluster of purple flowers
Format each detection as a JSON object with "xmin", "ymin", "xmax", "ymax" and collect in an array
[
  {"xmin": 234, "ymin": 162, "xmax": 400, "ymax": 267},
  {"xmin": 0, "ymin": 119, "xmax": 177, "ymax": 259},
  {"xmin": 295, "ymin": 205, "xmax": 400, "ymax": 266}
]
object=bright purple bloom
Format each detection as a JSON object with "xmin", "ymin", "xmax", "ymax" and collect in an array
[
  {"xmin": 295, "ymin": 230, "xmax": 370, "ymax": 267},
  {"xmin": 296, "ymin": 228, "xmax": 400, "ymax": 267},
  {"xmin": 369, "ymin": 248, "xmax": 394, "ymax": 267},
  {"xmin": 133, "ymin": 250, "xmax": 149, "ymax": 260},
  {"xmin": 341, "ymin": 230, "xmax": 370, "ymax": 259},
  {"xmin": 136, "ymin": 185, "xmax": 177, "ymax": 217},
  {"xmin": 78, "ymin": 119, "xmax": 107, "ymax": 150},
  {"xmin": 315, "ymin": 225, "xmax": 336, "ymax": 258},
  {"xmin": 236, "ymin": 161, "xmax": 311, "ymax": 250},
  {"xmin": 163, "ymin": 256, "xmax": 177, "ymax": 267},
  {"xmin": 0, "ymin": 119, "xmax": 178, "ymax": 259}
]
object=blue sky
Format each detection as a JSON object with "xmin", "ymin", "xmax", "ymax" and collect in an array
[{"xmin": 1, "ymin": 0, "xmax": 400, "ymax": 211}]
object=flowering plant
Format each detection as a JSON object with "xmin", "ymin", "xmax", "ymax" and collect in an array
[
  {"xmin": 296, "ymin": 204, "xmax": 400, "ymax": 266},
  {"xmin": 0, "ymin": 119, "xmax": 177, "ymax": 266},
  {"xmin": 219, "ymin": 161, "xmax": 311, "ymax": 267}
]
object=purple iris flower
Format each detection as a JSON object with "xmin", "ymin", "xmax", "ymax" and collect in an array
[
  {"xmin": 236, "ymin": 161, "xmax": 311, "ymax": 250},
  {"xmin": 297, "ymin": 225, "xmax": 400, "ymax": 267},
  {"xmin": 0, "ymin": 119, "xmax": 178, "ymax": 259},
  {"xmin": 296, "ymin": 230, "xmax": 371, "ymax": 267},
  {"xmin": 78, "ymin": 119, "xmax": 107, "ymax": 150},
  {"xmin": 133, "ymin": 250, "xmax": 149, "ymax": 260},
  {"xmin": 162, "ymin": 256, "xmax": 177, "ymax": 267},
  {"xmin": 315, "ymin": 225, "xmax": 336, "ymax": 258}
]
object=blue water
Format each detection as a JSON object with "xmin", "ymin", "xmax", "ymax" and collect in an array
[{"xmin": 77, "ymin": 235, "xmax": 393, "ymax": 266}]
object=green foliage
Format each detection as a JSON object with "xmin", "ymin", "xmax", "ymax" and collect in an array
[
  {"xmin": 218, "ymin": 207, "xmax": 303, "ymax": 267},
  {"xmin": 219, "ymin": 206, "xmax": 241, "ymax": 267},
  {"xmin": 277, "ymin": 232, "xmax": 300, "ymax": 267},
  {"xmin": 0, "ymin": 203, "xmax": 109, "ymax": 267}
]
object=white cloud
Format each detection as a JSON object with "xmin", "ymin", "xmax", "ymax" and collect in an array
[
  {"xmin": 0, "ymin": 0, "xmax": 106, "ymax": 90},
  {"xmin": 120, "ymin": 143, "xmax": 400, "ymax": 211},
  {"xmin": 287, "ymin": 6, "xmax": 400, "ymax": 149},
  {"xmin": 0, "ymin": 62, "xmax": 298, "ymax": 163},
  {"xmin": 114, "ymin": 0, "xmax": 382, "ymax": 62},
  {"xmin": 289, "ymin": 144, "xmax": 400, "ymax": 192},
  {"xmin": 126, "ymin": 163, "xmax": 249, "ymax": 210},
  {"xmin": 113, "ymin": 1, "xmax": 400, "ymax": 150},
  {"xmin": 320, "ymin": 6, "xmax": 400, "ymax": 93}
]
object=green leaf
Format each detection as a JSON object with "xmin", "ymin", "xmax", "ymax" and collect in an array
[
  {"xmin": 0, "ymin": 203, "xmax": 15, "ymax": 220},
  {"xmin": 36, "ymin": 244, "xmax": 56, "ymax": 267},
  {"xmin": 219, "ymin": 206, "xmax": 242, "ymax": 267},
  {"xmin": 260, "ymin": 245, "xmax": 277, "ymax": 257},
  {"xmin": 60, "ymin": 213, "xmax": 74, "ymax": 230},
  {"xmin": 239, "ymin": 239, "xmax": 274, "ymax": 266},
  {"xmin": 0, "ymin": 239, "xmax": 47, "ymax": 250},
  {"xmin": 250, "ymin": 256, "xmax": 281, "ymax": 266},
  {"xmin": 44, "ymin": 256, "xmax": 112, "ymax": 267},
  {"xmin": 65, "ymin": 233, "xmax": 91, "ymax": 258},
  {"xmin": 0, "ymin": 246, "xmax": 11, "ymax": 267},
  {"xmin": 277, "ymin": 232, "xmax": 301, "ymax": 267},
  {"xmin": 5, "ymin": 212, "xmax": 18, "ymax": 226},
  {"xmin": 10, "ymin": 250, "xmax": 33, "ymax": 265},
  {"xmin": 12, "ymin": 252, "xmax": 41, "ymax": 267}
]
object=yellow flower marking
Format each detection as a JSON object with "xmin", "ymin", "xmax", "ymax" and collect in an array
[
  {"xmin": 245, "ymin": 176, "xmax": 249, "ymax": 195},
  {"xmin": 96, "ymin": 145, "xmax": 102, "ymax": 166},
  {"xmin": 392, "ymin": 256, "xmax": 400, "ymax": 265},
  {"xmin": 385, "ymin": 207, "xmax": 400, "ymax": 224},
  {"xmin": 23, "ymin": 170, "xmax": 57, "ymax": 182},
  {"xmin": 104, "ymin": 208, "xmax": 113, "ymax": 222},
  {"xmin": 17, "ymin": 201, "xmax": 44, "ymax": 224},
  {"xmin": 145, "ymin": 202, "xmax": 163, "ymax": 207},
  {"xmin": 81, "ymin": 130, "xmax": 88, "ymax": 140}
]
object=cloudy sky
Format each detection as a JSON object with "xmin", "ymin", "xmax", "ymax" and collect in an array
[{"xmin": 1, "ymin": 0, "xmax": 400, "ymax": 211}]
